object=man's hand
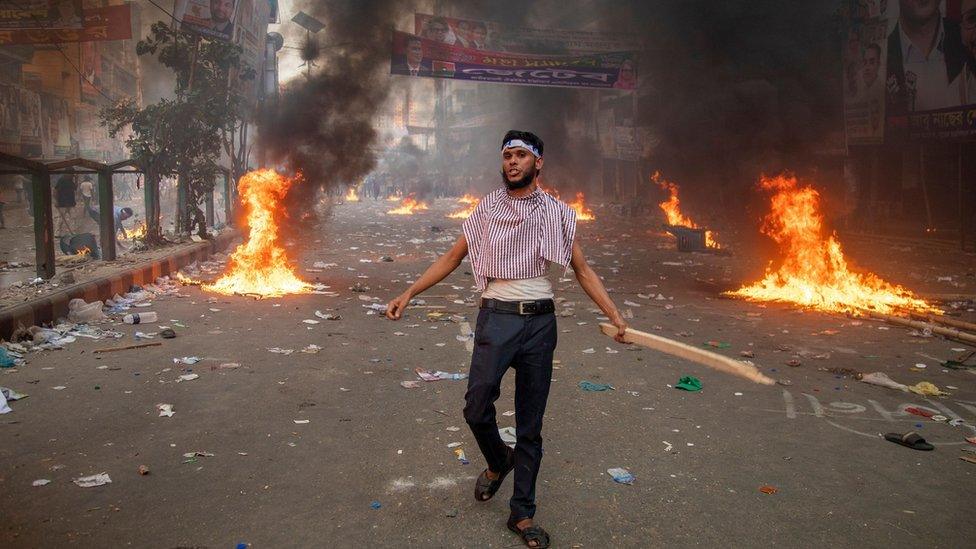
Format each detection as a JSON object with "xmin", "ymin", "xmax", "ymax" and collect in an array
[
  {"xmin": 386, "ymin": 292, "xmax": 411, "ymax": 320},
  {"xmin": 609, "ymin": 313, "xmax": 629, "ymax": 344}
]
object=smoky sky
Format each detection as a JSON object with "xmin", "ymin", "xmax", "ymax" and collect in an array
[
  {"xmin": 258, "ymin": 0, "xmax": 406, "ymax": 220},
  {"xmin": 253, "ymin": 0, "xmax": 841, "ymax": 225}
]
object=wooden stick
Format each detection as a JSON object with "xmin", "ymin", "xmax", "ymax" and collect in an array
[
  {"xmin": 93, "ymin": 342, "xmax": 162, "ymax": 354},
  {"xmin": 907, "ymin": 312, "xmax": 976, "ymax": 334},
  {"xmin": 919, "ymin": 293, "xmax": 974, "ymax": 302},
  {"xmin": 868, "ymin": 312, "xmax": 976, "ymax": 346},
  {"xmin": 599, "ymin": 323, "xmax": 775, "ymax": 385}
]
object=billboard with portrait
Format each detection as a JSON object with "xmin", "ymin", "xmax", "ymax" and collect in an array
[
  {"xmin": 846, "ymin": 0, "xmax": 976, "ymax": 141},
  {"xmin": 174, "ymin": 0, "xmax": 238, "ymax": 41},
  {"xmin": 414, "ymin": 13, "xmax": 641, "ymax": 55}
]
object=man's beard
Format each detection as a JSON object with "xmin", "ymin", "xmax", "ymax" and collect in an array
[{"xmin": 500, "ymin": 165, "xmax": 536, "ymax": 190}]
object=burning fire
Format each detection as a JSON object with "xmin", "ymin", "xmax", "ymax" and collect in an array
[
  {"xmin": 387, "ymin": 194, "xmax": 429, "ymax": 215},
  {"xmin": 447, "ymin": 194, "xmax": 480, "ymax": 219},
  {"xmin": 126, "ymin": 222, "xmax": 147, "ymax": 240},
  {"xmin": 568, "ymin": 192, "xmax": 596, "ymax": 221},
  {"xmin": 726, "ymin": 174, "xmax": 937, "ymax": 315},
  {"xmin": 654, "ymin": 172, "xmax": 721, "ymax": 249},
  {"xmin": 76, "ymin": 246, "xmax": 91, "ymax": 257},
  {"xmin": 203, "ymin": 169, "xmax": 312, "ymax": 297},
  {"xmin": 344, "ymin": 187, "xmax": 360, "ymax": 202},
  {"xmin": 538, "ymin": 184, "xmax": 595, "ymax": 221}
]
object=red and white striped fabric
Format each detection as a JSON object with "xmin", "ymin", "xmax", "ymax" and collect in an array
[{"xmin": 462, "ymin": 187, "xmax": 577, "ymax": 291}]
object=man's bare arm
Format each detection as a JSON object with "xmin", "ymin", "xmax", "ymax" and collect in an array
[
  {"xmin": 570, "ymin": 240, "xmax": 628, "ymax": 342},
  {"xmin": 386, "ymin": 235, "xmax": 469, "ymax": 320}
]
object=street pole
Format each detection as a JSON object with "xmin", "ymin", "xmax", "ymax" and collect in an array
[
  {"xmin": 31, "ymin": 169, "xmax": 55, "ymax": 279},
  {"xmin": 97, "ymin": 168, "xmax": 116, "ymax": 260}
]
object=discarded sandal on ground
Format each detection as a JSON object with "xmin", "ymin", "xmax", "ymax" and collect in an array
[
  {"xmin": 474, "ymin": 450, "xmax": 514, "ymax": 502},
  {"xmin": 507, "ymin": 516, "xmax": 551, "ymax": 548},
  {"xmin": 884, "ymin": 431, "xmax": 934, "ymax": 451}
]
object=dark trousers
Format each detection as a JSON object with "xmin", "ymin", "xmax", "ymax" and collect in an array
[{"xmin": 463, "ymin": 307, "xmax": 556, "ymax": 519}]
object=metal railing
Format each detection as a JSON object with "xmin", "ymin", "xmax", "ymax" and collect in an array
[{"xmin": 0, "ymin": 152, "xmax": 235, "ymax": 280}]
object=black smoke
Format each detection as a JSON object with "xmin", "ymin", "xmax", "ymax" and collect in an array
[{"xmin": 258, "ymin": 0, "xmax": 406, "ymax": 226}]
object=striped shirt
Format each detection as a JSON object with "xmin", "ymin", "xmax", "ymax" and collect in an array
[{"xmin": 462, "ymin": 187, "xmax": 577, "ymax": 291}]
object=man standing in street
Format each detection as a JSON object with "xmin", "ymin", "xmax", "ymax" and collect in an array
[
  {"xmin": 53, "ymin": 170, "xmax": 77, "ymax": 235},
  {"xmin": 386, "ymin": 130, "xmax": 628, "ymax": 548},
  {"xmin": 79, "ymin": 175, "xmax": 94, "ymax": 214}
]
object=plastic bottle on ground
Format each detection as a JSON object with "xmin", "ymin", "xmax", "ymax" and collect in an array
[{"xmin": 123, "ymin": 312, "xmax": 158, "ymax": 324}]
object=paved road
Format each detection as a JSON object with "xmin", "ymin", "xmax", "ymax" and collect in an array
[{"xmin": 1, "ymin": 197, "xmax": 974, "ymax": 547}]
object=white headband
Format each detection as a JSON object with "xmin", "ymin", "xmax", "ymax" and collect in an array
[{"xmin": 501, "ymin": 139, "xmax": 540, "ymax": 158}]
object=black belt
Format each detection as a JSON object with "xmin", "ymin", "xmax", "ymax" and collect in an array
[{"xmin": 480, "ymin": 298, "xmax": 555, "ymax": 315}]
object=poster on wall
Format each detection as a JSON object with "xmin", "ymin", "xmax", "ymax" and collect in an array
[
  {"xmin": 843, "ymin": 18, "xmax": 887, "ymax": 145},
  {"xmin": 0, "ymin": 4, "xmax": 131, "ymax": 46}
]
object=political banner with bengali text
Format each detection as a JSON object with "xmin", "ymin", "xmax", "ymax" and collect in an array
[
  {"xmin": 414, "ymin": 13, "xmax": 640, "ymax": 55},
  {"xmin": 0, "ymin": 4, "xmax": 130, "ymax": 46},
  {"xmin": 390, "ymin": 30, "xmax": 637, "ymax": 90},
  {"xmin": 0, "ymin": 0, "xmax": 82, "ymax": 30}
]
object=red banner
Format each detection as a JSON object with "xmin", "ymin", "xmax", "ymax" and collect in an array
[{"xmin": 0, "ymin": 4, "xmax": 131, "ymax": 46}]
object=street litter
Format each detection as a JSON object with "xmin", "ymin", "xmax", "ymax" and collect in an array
[
  {"xmin": 134, "ymin": 331, "xmax": 156, "ymax": 340},
  {"xmin": 759, "ymin": 485, "xmax": 778, "ymax": 495},
  {"xmin": 176, "ymin": 374, "xmax": 199, "ymax": 382},
  {"xmin": 859, "ymin": 372, "xmax": 909, "ymax": 392},
  {"xmin": 67, "ymin": 298, "xmax": 106, "ymax": 323},
  {"xmin": 268, "ymin": 347, "xmax": 294, "ymax": 355},
  {"xmin": 183, "ymin": 451, "xmax": 215, "ymax": 458},
  {"xmin": 303, "ymin": 319, "xmax": 320, "ymax": 325},
  {"xmin": 173, "ymin": 356, "xmax": 202, "ymax": 365},
  {"xmin": 578, "ymin": 380, "xmax": 614, "ymax": 391},
  {"xmin": 908, "ymin": 381, "xmax": 948, "ymax": 396},
  {"xmin": 32, "ymin": 479, "xmax": 51, "ymax": 487},
  {"xmin": 499, "ymin": 426, "xmax": 517, "ymax": 447},
  {"xmin": 214, "ymin": 363, "xmax": 241, "ymax": 370},
  {"xmin": 415, "ymin": 368, "xmax": 467, "ymax": 381},
  {"xmin": 156, "ymin": 403, "xmax": 175, "ymax": 417},
  {"xmin": 0, "ymin": 347, "xmax": 16, "ymax": 368},
  {"xmin": 73, "ymin": 472, "xmax": 112, "ymax": 487},
  {"xmin": 314, "ymin": 310, "xmax": 341, "ymax": 320},
  {"xmin": 400, "ymin": 381, "xmax": 422, "ymax": 388},
  {"xmin": 675, "ymin": 376, "xmax": 703, "ymax": 392},
  {"xmin": 294, "ymin": 419, "xmax": 310, "ymax": 424},
  {"xmin": 138, "ymin": 465, "xmax": 151, "ymax": 475},
  {"xmin": 454, "ymin": 447, "xmax": 469, "ymax": 464},
  {"xmin": 301, "ymin": 344, "xmax": 322, "ymax": 354},
  {"xmin": 607, "ymin": 467, "xmax": 635, "ymax": 485}
]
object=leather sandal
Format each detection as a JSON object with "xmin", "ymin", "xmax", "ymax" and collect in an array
[
  {"xmin": 473, "ymin": 449, "xmax": 514, "ymax": 502},
  {"xmin": 507, "ymin": 515, "xmax": 551, "ymax": 548}
]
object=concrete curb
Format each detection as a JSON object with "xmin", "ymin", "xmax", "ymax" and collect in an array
[{"xmin": 0, "ymin": 231, "xmax": 238, "ymax": 340}]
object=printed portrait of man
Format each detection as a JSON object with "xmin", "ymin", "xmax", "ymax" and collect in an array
[
  {"xmin": 392, "ymin": 36, "xmax": 433, "ymax": 77},
  {"xmin": 206, "ymin": 0, "xmax": 236, "ymax": 35}
]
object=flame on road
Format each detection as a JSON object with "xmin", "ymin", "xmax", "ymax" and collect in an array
[
  {"xmin": 387, "ymin": 194, "xmax": 429, "ymax": 215},
  {"xmin": 568, "ymin": 192, "xmax": 596, "ymax": 221},
  {"xmin": 203, "ymin": 169, "xmax": 311, "ymax": 297},
  {"xmin": 538, "ymin": 184, "xmax": 595, "ymax": 221},
  {"xmin": 654, "ymin": 172, "xmax": 721, "ymax": 249},
  {"xmin": 725, "ymin": 174, "xmax": 937, "ymax": 315},
  {"xmin": 447, "ymin": 194, "xmax": 480, "ymax": 219},
  {"xmin": 344, "ymin": 187, "xmax": 360, "ymax": 202}
]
